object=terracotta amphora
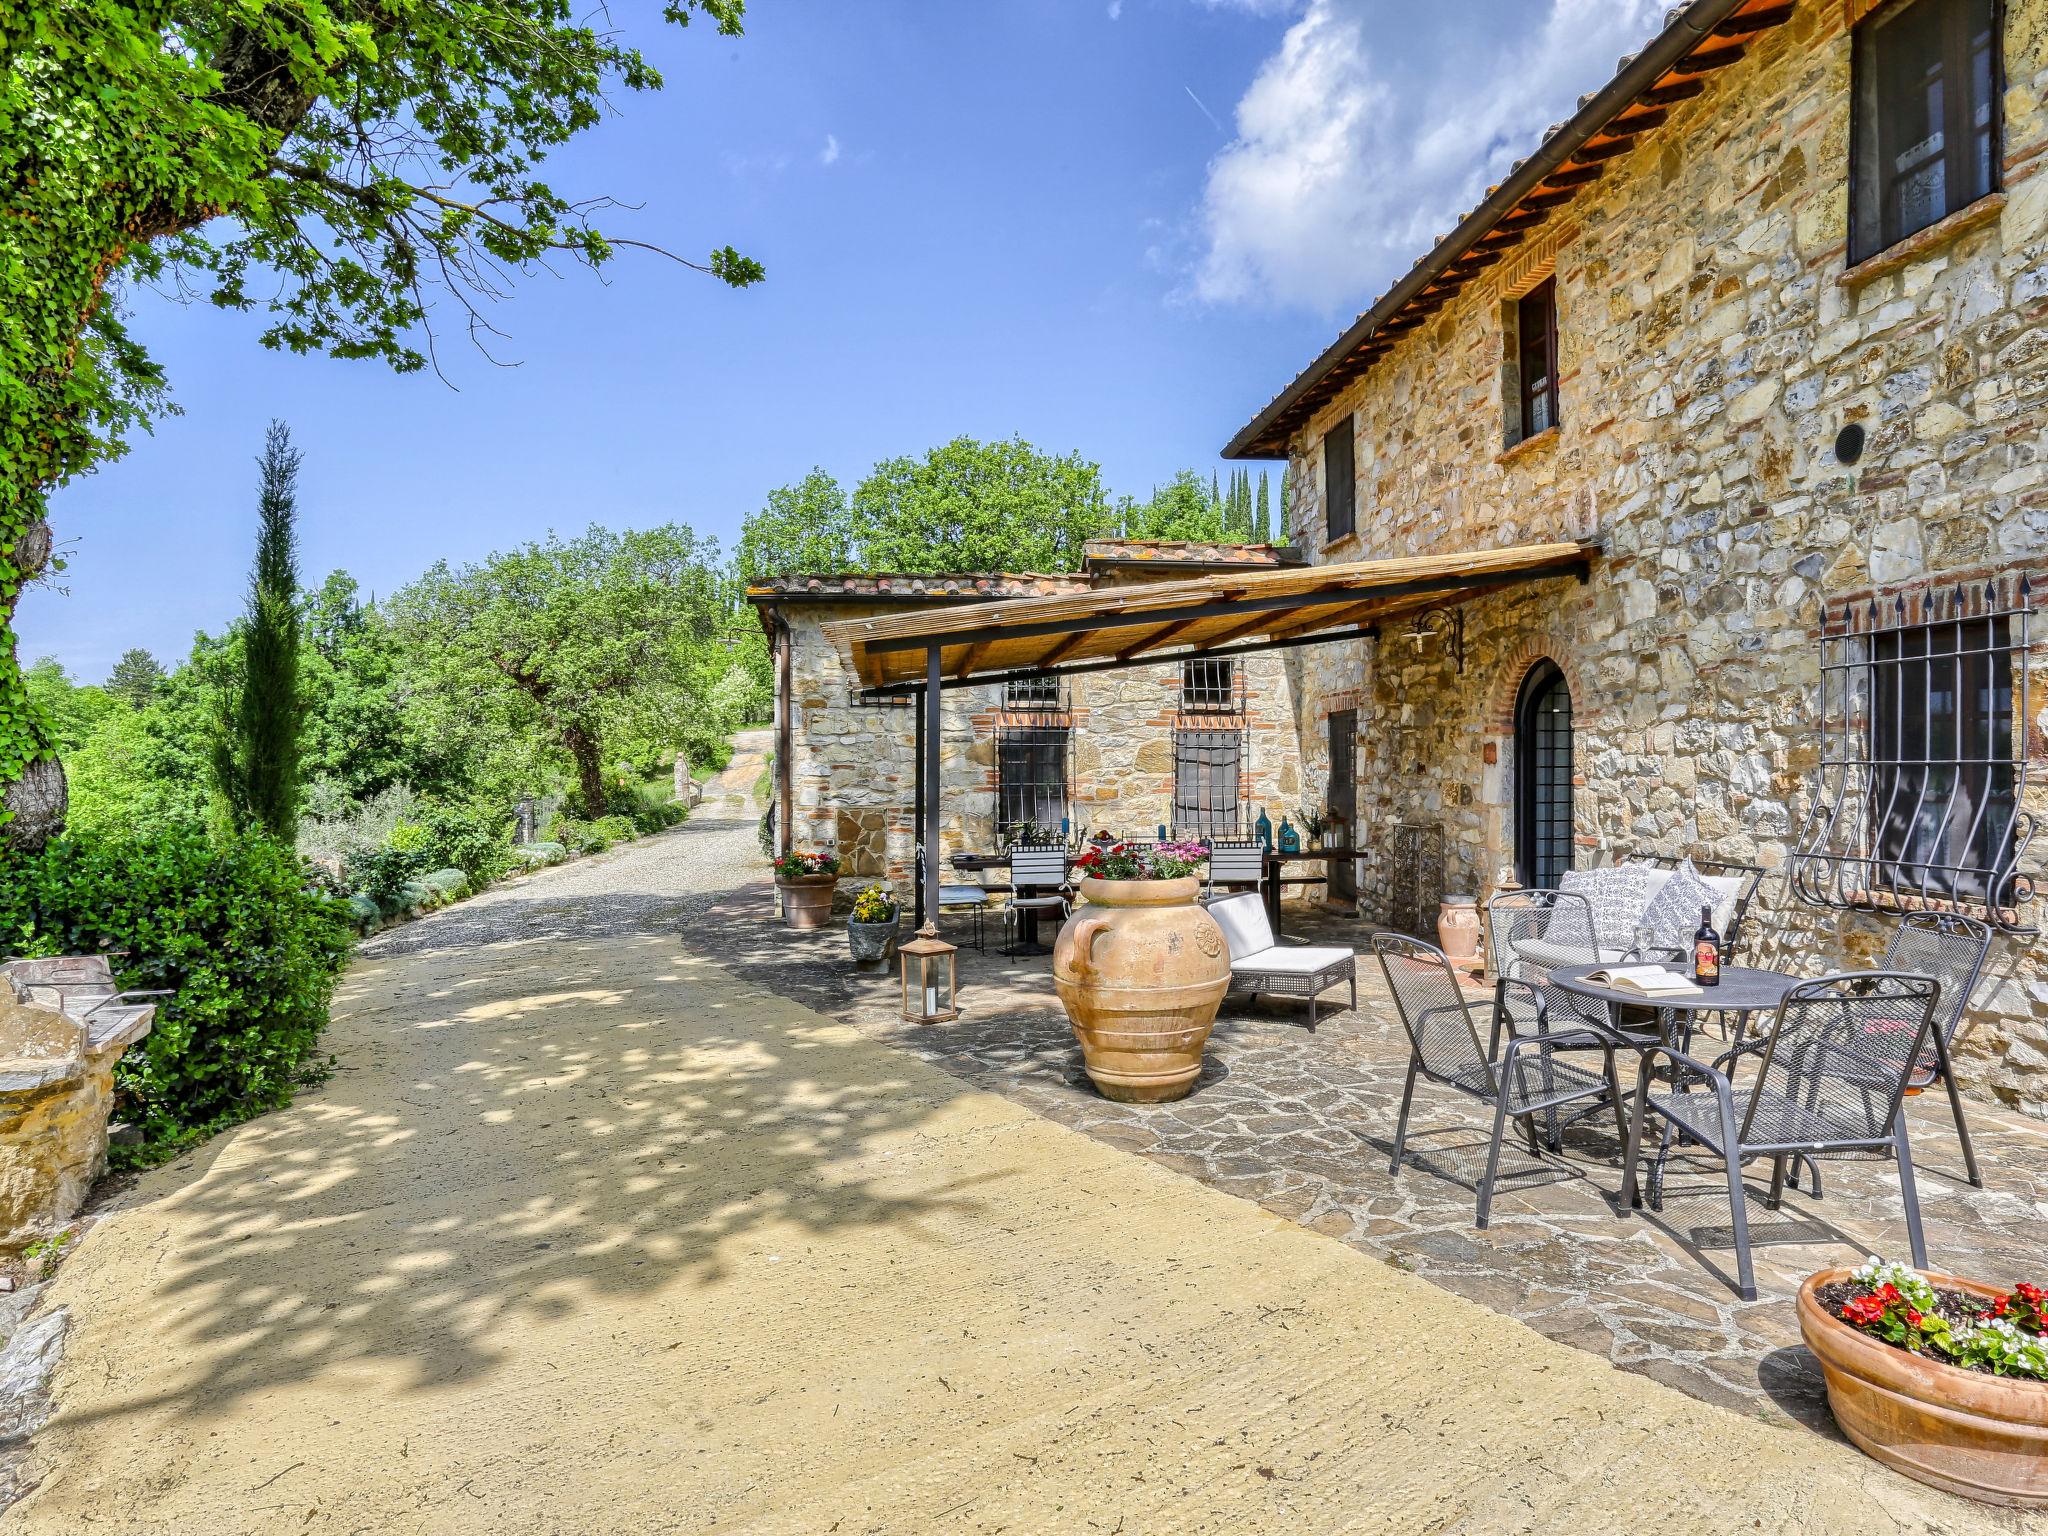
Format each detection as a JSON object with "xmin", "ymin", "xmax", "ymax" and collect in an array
[{"xmin": 1053, "ymin": 876, "xmax": 1230, "ymax": 1103}]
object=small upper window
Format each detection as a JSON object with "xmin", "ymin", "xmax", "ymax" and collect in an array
[
  {"xmin": 1003, "ymin": 672, "xmax": 1061, "ymax": 712},
  {"xmin": 1323, "ymin": 417, "xmax": 1355, "ymax": 543},
  {"xmin": 1851, "ymin": 0, "xmax": 2000, "ymax": 265},
  {"xmin": 1517, "ymin": 279, "xmax": 1559, "ymax": 442},
  {"xmin": 1180, "ymin": 657, "xmax": 1238, "ymax": 713}
]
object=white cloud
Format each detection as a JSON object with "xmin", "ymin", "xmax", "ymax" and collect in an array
[
  {"xmin": 820, "ymin": 133, "xmax": 841, "ymax": 167},
  {"xmin": 1192, "ymin": 0, "xmax": 1665, "ymax": 312},
  {"xmin": 1108, "ymin": 0, "xmax": 1123, "ymax": 18}
]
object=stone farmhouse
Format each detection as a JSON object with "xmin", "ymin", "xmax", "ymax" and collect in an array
[
  {"xmin": 751, "ymin": 540, "xmax": 1313, "ymax": 889},
  {"xmin": 759, "ymin": 0, "xmax": 2048, "ymax": 1115},
  {"xmin": 1222, "ymin": 0, "xmax": 2048, "ymax": 1111}
]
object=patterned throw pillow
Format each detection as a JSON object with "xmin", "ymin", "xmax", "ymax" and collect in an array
[
  {"xmin": 1635, "ymin": 859, "xmax": 1720, "ymax": 955},
  {"xmin": 1556, "ymin": 863, "xmax": 1662, "ymax": 952}
]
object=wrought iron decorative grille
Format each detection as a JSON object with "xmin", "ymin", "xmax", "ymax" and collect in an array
[
  {"xmin": 1179, "ymin": 657, "xmax": 1242, "ymax": 714},
  {"xmin": 1173, "ymin": 728, "xmax": 1247, "ymax": 835},
  {"xmin": 996, "ymin": 673, "xmax": 1070, "ymax": 837},
  {"xmin": 1790, "ymin": 576, "xmax": 2036, "ymax": 932},
  {"xmin": 1385, "ymin": 822, "xmax": 1445, "ymax": 938}
]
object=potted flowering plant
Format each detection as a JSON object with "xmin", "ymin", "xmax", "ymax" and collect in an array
[
  {"xmin": 1798, "ymin": 1257, "xmax": 2048, "ymax": 1507},
  {"xmin": 1053, "ymin": 840, "xmax": 1227, "ymax": 1103},
  {"xmin": 772, "ymin": 848, "xmax": 842, "ymax": 930},
  {"xmin": 845, "ymin": 884, "xmax": 901, "ymax": 972}
]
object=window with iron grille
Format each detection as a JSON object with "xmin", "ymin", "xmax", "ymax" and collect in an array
[
  {"xmin": 1791, "ymin": 579, "xmax": 2035, "ymax": 929},
  {"xmin": 1323, "ymin": 417, "xmax": 1355, "ymax": 543},
  {"xmin": 1851, "ymin": 0, "xmax": 2000, "ymax": 265},
  {"xmin": 997, "ymin": 672, "xmax": 1069, "ymax": 837},
  {"xmin": 1174, "ymin": 728, "xmax": 1244, "ymax": 835},
  {"xmin": 1180, "ymin": 657, "xmax": 1239, "ymax": 714},
  {"xmin": 997, "ymin": 725, "xmax": 1069, "ymax": 836},
  {"xmin": 1004, "ymin": 672, "xmax": 1061, "ymax": 711}
]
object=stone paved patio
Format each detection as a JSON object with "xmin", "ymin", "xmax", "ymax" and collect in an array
[{"xmin": 694, "ymin": 877, "xmax": 2048, "ymax": 1430}]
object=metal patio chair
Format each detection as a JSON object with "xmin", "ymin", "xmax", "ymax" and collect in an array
[
  {"xmin": 1002, "ymin": 842, "xmax": 1071, "ymax": 956},
  {"xmin": 1620, "ymin": 971, "xmax": 1940, "ymax": 1302},
  {"xmin": 1205, "ymin": 839, "xmax": 1265, "ymax": 897},
  {"xmin": 917, "ymin": 844, "xmax": 988, "ymax": 952},
  {"xmin": 1882, "ymin": 912, "xmax": 1994, "ymax": 1188},
  {"xmin": 1484, "ymin": 888, "xmax": 1628, "ymax": 1147},
  {"xmin": 1374, "ymin": 933, "xmax": 1626, "ymax": 1229}
]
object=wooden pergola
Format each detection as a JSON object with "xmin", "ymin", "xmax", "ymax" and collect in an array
[{"xmin": 824, "ymin": 540, "xmax": 1598, "ymax": 927}]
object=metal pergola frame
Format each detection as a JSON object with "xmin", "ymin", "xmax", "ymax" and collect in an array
[{"xmin": 829, "ymin": 542, "xmax": 1598, "ymax": 931}]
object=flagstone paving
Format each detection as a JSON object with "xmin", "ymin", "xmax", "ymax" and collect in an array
[
  {"xmin": 7, "ymin": 800, "xmax": 2013, "ymax": 1531},
  {"xmin": 688, "ymin": 877, "xmax": 2048, "ymax": 1429}
]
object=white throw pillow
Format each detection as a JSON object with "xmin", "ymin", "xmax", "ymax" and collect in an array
[
  {"xmin": 1636, "ymin": 859, "xmax": 1720, "ymax": 953},
  {"xmin": 1557, "ymin": 864, "xmax": 1662, "ymax": 951}
]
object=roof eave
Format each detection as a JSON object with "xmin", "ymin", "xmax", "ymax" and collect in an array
[{"xmin": 1220, "ymin": 0, "xmax": 1757, "ymax": 461}]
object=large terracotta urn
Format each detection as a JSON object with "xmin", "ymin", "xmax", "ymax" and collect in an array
[
  {"xmin": 1052, "ymin": 876, "xmax": 1230, "ymax": 1103},
  {"xmin": 1798, "ymin": 1268, "xmax": 2048, "ymax": 1508},
  {"xmin": 777, "ymin": 875, "xmax": 838, "ymax": 931}
]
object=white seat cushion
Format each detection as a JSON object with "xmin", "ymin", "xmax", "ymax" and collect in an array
[
  {"xmin": 1207, "ymin": 893, "xmax": 1275, "ymax": 960},
  {"xmin": 938, "ymin": 885, "xmax": 990, "ymax": 905},
  {"xmin": 1232, "ymin": 944, "xmax": 1353, "ymax": 976},
  {"xmin": 1511, "ymin": 937, "xmax": 1629, "ymax": 971}
]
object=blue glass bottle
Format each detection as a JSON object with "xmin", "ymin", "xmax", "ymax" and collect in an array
[
  {"xmin": 1254, "ymin": 806, "xmax": 1273, "ymax": 850},
  {"xmin": 1278, "ymin": 816, "xmax": 1300, "ymax": 853}
]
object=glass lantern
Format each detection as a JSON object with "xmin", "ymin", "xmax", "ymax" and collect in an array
[{"xmin": 899, "ymin": 927, "xmax": 958, "ymax": 1023}]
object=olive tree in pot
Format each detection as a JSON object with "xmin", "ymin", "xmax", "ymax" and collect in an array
[
  {"xmin": 846, "ymin": 884, "xmax": 901, "ymax": 973},
  {"xmin": 1799, "ymin": 1258, "xmax": 2048, "ymax": 1508}
]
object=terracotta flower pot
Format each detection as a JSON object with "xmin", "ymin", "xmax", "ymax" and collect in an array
[
  {"xmin": 1052, "ymin": 876, "xmax": 1230, "ymax": 1103},
  {"xmin": 1798, "ymin": 1268, "xmax": 2048, "ymax": 1508},
  {"xmin": 777, "ymin": 875, "xmax": 838, "ymax": 931}
]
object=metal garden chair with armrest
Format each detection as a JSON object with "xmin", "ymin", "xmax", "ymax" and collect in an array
[
  {"xmin": 1204, "ymin": 839, "xmax": 1265, "ymax": 898},
  {"xmin": 1619, "ymin": 970, "xmax": 1941, "ymax": 1302},
  {"xmin": 1002, "ymin": 842, "xmax": 1071, "ymax": 956},
  {"xmin": 1881, "ymin": 911, "xmax": 1994, "ymax": 1189},
  {"xmin": 1374, "ymin": 932, "xmax": 1628, "ymax": 1229},
  {"xmin": 1484, "ymin": 889, "xmax": 1631, "ymax": 1148}
]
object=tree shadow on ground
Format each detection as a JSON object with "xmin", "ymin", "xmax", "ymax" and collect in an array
[{"xmin": 59, "ymin": 917, "xmax": 1000, "ymax": 1429}]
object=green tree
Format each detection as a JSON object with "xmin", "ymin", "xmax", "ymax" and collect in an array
[
  {"xmin": 1123, "ymin": 470, "xmax": 1227, "ymax": 543},
  {"xmin": 389, "ymin": 524, "xmax": 724, "ymax": 812},
  {"xmin": 852, "ymin": 437, "xmax": 1112, "ymax": 573},
  {"xmin": 1, "ymin": 0, "xmax": 762, "ymax": 838},
  {"xmin": 212, "ymin": 423, "xmax": 305, "ymax": 840},
  {"xmin": 105, "ymin": 648, "xmax": 165, "ymax": 709},
  {"xmin": 737, "ymin": 470, "xmax": 857, "ymax": 585},
  {"xmin": 1253, "ymin": 472, "xmax": 1273, "ymax": 543}
]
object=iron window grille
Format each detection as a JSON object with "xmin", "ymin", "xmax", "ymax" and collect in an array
[
  {"xmin": 1791, "ymin": 576, "xmax": 2036, "ymax": 932},
  {"xmin": 996, "ymin": 672, "xmax": 1070, "ymax": 837},
  {"xmin": 1179, "ymin": 657, "xmax": 1242, "ymax": 714},
  {"xmin": 1174, "ymin": 727, "xmax": 1247, "ymax": 835}
]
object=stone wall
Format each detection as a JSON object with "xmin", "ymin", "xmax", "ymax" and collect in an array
[
  {"xmin": 1274, "ymin": 0, "xmax": 2048, "ymax": 1113},
  {"xmin": 776, "ymin": 602, "xmax": 1304, "ymax": 898}
]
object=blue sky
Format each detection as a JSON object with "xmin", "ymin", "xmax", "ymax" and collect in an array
[{"xmin": 27, "ymin": 0, "xmax": 1668, "ymax": 679}]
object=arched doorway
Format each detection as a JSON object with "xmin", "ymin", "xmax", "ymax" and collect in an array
[{"xmin": 1513, "ymin": 660, "xmax": 1573, "ymax": 889}]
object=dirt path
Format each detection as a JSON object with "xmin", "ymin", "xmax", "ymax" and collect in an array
[{"xmin": 4, "ymin": 811, "xmax": 2017, "ymax": 1532}]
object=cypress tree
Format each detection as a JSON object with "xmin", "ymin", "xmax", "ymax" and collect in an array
[
  {"xmin": 1253, "ymin": 472, "xmax": 1272, "ymax": 543},
  {"xmin": 213, "ymin": 421, "xmax": 305, "ymax": 841}
]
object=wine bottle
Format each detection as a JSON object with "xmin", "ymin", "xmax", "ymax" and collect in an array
[{"xmin": 1693, "ymin": 906, "xmax": 1721, "ymax": 987}]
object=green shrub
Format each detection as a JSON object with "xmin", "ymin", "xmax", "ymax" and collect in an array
[
  {"xmin": 414, "ymin": 803, "xmax": 513, "ymax": 886},
  {"xmin": 593, "ymin": 814, "xmax": 637, "ymax": 845},
  {"xmin": 344, "ymin": 893, "xmax": 382, "ymax": 932},
  {"xmin": 421, "ymin": 867, "xmax": 469, "ymax": 902},
  {"xmin": 0, "ymin": 830, "xmax": 352, "ymax": 1159},
  {"xmin": 345, "ymin": 841, "xmax": 431, "ymax": 908},
  {"xmin": 513, "ymin": 841, "xmax": 566, "ymax": 867}
]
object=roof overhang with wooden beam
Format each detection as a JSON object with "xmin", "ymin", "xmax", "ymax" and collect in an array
[
  {"xmin": 1220, "ymin": 0, "xmax": 1795, "ymax": 460},
  {"xmin": 827, "ymin": 541, "xmax": 1599, "ymax": 695}
]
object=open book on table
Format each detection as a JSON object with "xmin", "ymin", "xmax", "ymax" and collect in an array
[{"xmin": 1580, "ymin": 965, "xmax": 1703, "ymax": 998}]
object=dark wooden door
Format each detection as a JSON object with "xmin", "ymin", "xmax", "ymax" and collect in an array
[{"xmin": 1328, "ymin": 709, "xmax": 1357, "ymax": 900}]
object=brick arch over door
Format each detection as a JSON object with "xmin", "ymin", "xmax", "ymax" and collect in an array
[{"xmin": 1482, "ymin": 639, "xmax": 1587, "ymax": 737}]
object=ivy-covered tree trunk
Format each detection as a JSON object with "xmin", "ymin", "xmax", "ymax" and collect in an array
[{"xmin": 562, "ymin": 723, "xmax": 609, "ymax": 816}]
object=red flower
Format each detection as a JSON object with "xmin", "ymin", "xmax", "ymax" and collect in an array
[
  {"xmin": 1904, "ymin": 1308, "xmax": 1924, "ymax": 1327},
  {"xmin": 1840, "ymin": 1294, "xmax": 1888, "ymax": 1327}
]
